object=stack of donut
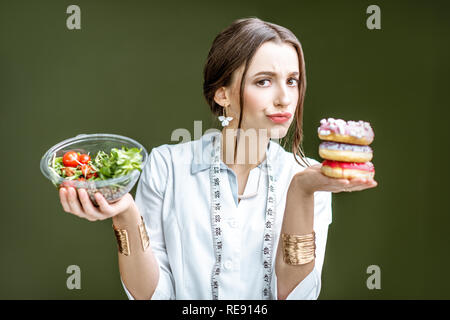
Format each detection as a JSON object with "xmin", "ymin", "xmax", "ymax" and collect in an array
[{"xmin": 317, "ymin": 118, "xmax": 375, "ymax": 179}]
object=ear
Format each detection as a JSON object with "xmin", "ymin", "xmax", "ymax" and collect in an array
[{"xmin": 213, "ymin": 87, "xmax": 230, "ymax": 108}]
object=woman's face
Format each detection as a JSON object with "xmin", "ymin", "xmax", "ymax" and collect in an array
[{"xmin": 225, "ymin": 41, "xmax": 300, "ymax": 139}]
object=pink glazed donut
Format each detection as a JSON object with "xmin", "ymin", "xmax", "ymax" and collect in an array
[
  {"xmin": 318, "ymin": 118, "xmax": 374, "ymax": 146},
  {"xmin": 321, "ymin": 160, "xmax": 375, "ymax": 179}
]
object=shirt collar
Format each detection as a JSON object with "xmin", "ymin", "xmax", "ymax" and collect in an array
[{"xmin": 191, "ymin": 130, "xmax": 283, "ymax": 175}]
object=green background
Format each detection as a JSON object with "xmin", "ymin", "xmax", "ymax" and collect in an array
[{"xmin": 1, "ymin": 0, "xmax": 449, "ymax": 299}]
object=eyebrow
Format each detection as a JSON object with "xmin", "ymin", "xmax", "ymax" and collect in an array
[{"xmin": 252, "ymin": 71, "xmax": 299, "ymax": 77}]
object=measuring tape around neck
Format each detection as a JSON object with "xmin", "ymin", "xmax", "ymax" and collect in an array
[{"xmin": 209, "ymin": 134, "xmax": 276, "ymax": 300}]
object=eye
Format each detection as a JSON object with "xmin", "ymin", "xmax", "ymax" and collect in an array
[
  {"xmin": 256, "ymin": 79, "xmax": 271, "ymax": 87},
  {"xmin": 287, "ymin": 77, "xmax": 299, "ymax": 86}
]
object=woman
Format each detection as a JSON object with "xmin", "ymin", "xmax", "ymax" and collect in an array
[{"xmin": 58, "ymin": 17, "xmax": 377, "ymax": 300}]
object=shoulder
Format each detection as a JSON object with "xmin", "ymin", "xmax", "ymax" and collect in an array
[
  {"xmin": 148, "ymin": 135, "xmax": 206, "ymax": 169},
  {"xmin": 141, "ymin": 138, "xmax": 199, "ymax": 194}
]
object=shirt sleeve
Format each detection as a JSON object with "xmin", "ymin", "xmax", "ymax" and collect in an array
[
  {"xmin": 120, "ymin": 146, "xmax": 176, "ymax": 300},
  {"xmin": 271, "ymin": 189, "xmax": 333, "ymax": 300}
]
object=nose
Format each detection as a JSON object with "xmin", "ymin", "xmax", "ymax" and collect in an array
[{"xmin": 274, "ymin": 83, "xmax": 291, "ymax": 107}]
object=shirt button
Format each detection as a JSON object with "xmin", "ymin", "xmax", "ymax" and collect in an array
[{"xmin": 224, "ymin": 260, "xmax": 233, "ymax": 270}]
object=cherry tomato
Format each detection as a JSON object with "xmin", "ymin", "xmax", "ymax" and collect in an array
[
  {"xmin": 79, "ymin": 154, "xmax": 91, "ymax": 164},
  {"xmin": 77, "ymin": 177, "xmax": 85, "ymax": 181},
  {"xmin": 86, "ymin": 172, "xmax": 98, "ymax": 179},
  {"xmin": 63, "ymin": 151, "xmax": 80, "ymax": 167}
]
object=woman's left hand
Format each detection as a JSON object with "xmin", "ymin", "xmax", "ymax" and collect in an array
[{"xmin": 290, "ymin": 163, "xmax": 378, "ymax": 196}]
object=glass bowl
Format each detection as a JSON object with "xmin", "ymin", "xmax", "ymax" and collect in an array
[{"xmin": 40, "ymin": 133, "xmax": 148, "ymax": 206}]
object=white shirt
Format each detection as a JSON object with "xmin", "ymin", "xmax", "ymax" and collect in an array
[{"xmin": 121, "ymin": 131, "xmax": 332, "ymax": 300}]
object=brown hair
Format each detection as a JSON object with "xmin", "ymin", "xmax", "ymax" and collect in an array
[{"xmin": 203, "ymin": 17, "xmax": 310, "ymax": 168}]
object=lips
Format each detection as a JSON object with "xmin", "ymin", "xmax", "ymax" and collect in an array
[{"xmin": 267, "ymin": 112, "xmax": 292, "ymax": 124}]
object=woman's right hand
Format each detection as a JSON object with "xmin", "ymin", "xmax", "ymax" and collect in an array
[{"xmin": 59, "ymin": 187, "xmax": 135, "ymax": 222}]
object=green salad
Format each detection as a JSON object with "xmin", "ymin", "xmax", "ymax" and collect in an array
[{"xmin": 50, "ymin": 147, "xmax": 143, "ymax": 181}]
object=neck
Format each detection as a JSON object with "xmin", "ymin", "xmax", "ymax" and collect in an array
[{"xmin": 221, "ymin": 127, "xmax": 270, "ymax": 173}]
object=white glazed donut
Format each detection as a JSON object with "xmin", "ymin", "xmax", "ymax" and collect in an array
[{"xmin": 319, "ymin": 141, "xmax": 373, "ymax": 163}]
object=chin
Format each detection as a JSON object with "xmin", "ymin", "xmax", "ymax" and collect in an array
[{"xmin": 268, "ymin": 127, "xmax": 289, "ymax": 139}]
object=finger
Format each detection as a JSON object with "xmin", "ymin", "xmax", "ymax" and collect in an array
[
  {"xmin": 334, "ymin": 177, "xmax": 361, "ymax": 192},
  {"xmin": 362, "ymin": 178, "xmax": 378, "ymax": 188},
  {"xmin": 67, "ymin": 187, "xmax": 95, "ymax": 221},
  {"xmin": 77, "ymin": 188, "xmax": 105, "ymax": 220},
  {"xmin": 353, "ymin": 177, "xmax": 378, "ymax": 186},
  {"xmin": 334, "ymin": 178, "xmax": 351, "ymax": 189},
  {"xmin": 325, "ymin": 177, "xmax": 350, "ymax": 193},
  {"xmin": 348, "ymin": 177, "xmax": 367, "ymax": 184},
  {"xmin": 336, "ymin": 177, "xmax": 351, "ymax": 184},
  {"xmin": 346, "ymin": 180, "xmax": 378, "ymax": 192},
  {"xmin": 59, "ymin": 188, "xmax": 71, "ymax": 213},
  {"xmin": 345, "ymin": 176, "xmax": 372, "ymax": 187},
  {"xmin": 108, "ymin": 193, "xmax": 133, "ymax": 216},
  {"xmin": 94, "ymin": 192, "xmax": 115, "ymax": 217}
]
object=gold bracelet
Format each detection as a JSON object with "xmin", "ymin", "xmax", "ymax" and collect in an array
[
  {"xmin": 112, "ymin": 216, "xmax": 150, "ymax": 256},
  {"xmin": 138, "ymin": 216, "xmax": 150, "ymax": 251},
  {"xmin": 113, "ymin": 225, "xmax": 130, "ymax": 256},
  {"xmin": 281, "ymin": 231, "xmax": 316, "ymax": 265}
]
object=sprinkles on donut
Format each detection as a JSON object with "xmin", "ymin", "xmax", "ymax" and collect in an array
[
  {"xmin": 318, "ymin": 118, "xmax": 374, "ymax": 145},
  {"xmin": 317, "ymin": 118, "xmax": 375, "ymax": 179}
]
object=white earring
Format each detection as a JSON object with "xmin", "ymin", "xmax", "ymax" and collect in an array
[{"xmin": 218, "ymin": 105, "xmax": 233, "ymax": 127}]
